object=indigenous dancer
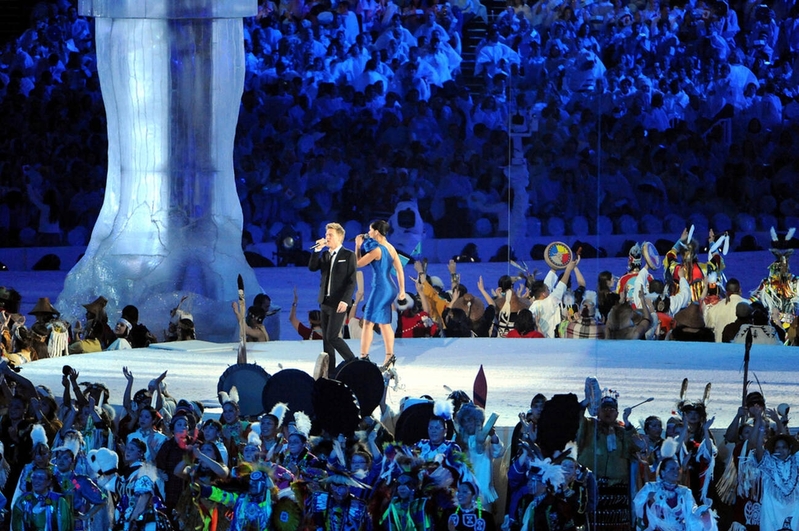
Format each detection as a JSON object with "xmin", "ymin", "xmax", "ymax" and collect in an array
[
  {"xmin": 632, "ymin": 439, "xmax": 717, "ymax": 531},
  {"xmin": 750, "ymin": 227, "xmax": 799, "ymax": 339},
  {"xmin": 664, "ymin": 228, "xmax": 724, "ymax": 302},
  {"xmin": 753, "ymin": 415, "xmax": 799, "ymax": 531}
]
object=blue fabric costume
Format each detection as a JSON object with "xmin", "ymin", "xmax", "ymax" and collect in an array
[{"xmin": 362, "ymin": 238, "xmax": 398, "ymax": 325}]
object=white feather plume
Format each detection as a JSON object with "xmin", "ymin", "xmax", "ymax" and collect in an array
[
  {"xmin": 293, "ymin": 411, "xmax": 311, "ymax": 439},
  {"xmin": 31, "ymin": 424, "xmax": 48, "ymax": 449},
  {"xmin": 218, "ymin": 386, "xmax": 239, "ymax": 405},
  {"xmin": 269, "ymin": 402, "xmax": 288, "ymax": 427},
  {"xmin": 787, "ymin": 228, "xmax": 796, "ymax": 241},
  {"xmin": 660, "ymin": 437, "xmax": 680, "ymax": 460},
  {"xmin": 218, "ymin": 390, "xmax": 230, "ymax": 405},
  {"xmin": 433, "ymin": 399, "xmax": 453, "ymax": 421},
  {"xmin": 249, "ymin": 422, "xmax": 261, "ymax": 436},
  {"xmin": 771, "ymin": 226, "xmax": 778, "ymax": 242},
  {"xmin": 247, "ymin": 430, "xmax": 262, "ymax": 447},
  {"xmin": 531, "ymin": 457, "xmax": 565, "ymax": 490}
]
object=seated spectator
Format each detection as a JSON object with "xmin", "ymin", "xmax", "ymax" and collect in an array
[{"xmin": 505, "ymin": 309, "xmax": 543, "ymax": 338}]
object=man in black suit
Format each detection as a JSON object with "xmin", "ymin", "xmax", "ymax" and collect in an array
[{"xmin": 309, "ymin": 222, "xmax": 357, "ymax": 376}]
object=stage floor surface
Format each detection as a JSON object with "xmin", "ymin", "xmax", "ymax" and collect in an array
[
  {"xmin": 3, "ymin": 251, "xmax": 797, "ymax": 428},
  {"xmin": 16, "ymin": 337, "xmax": 795, "ymax": 429}
]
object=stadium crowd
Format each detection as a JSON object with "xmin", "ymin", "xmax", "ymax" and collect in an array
[{"xmin": 2, "ymin": 0, "xmax": 799, "ymax": 248}]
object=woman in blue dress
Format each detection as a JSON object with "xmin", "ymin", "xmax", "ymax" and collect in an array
[{"xmin": 355, "ymin": 220, "xmax": 407, "ymax": 370}]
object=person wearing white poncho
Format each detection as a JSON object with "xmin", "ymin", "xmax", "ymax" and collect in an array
[
  {"xmin": 633, "ymin": 438, "xmax": 718, "ymax": 531},
  {"xmin": 753, "ymin": 412, "xmax": 799, "ymax": 531}
]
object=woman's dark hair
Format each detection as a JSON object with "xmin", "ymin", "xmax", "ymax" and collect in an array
[
  {"xmin": 513, "ymin": 309, "xmax": 537, "ymax": 335},
  {"xmin": 443, "ymin": 308, "xmax": 472, "ymax": 337},
  {"xmin": 199, "ymin": 441, "xmax": 224, "ymax": 463},
  {"xmin": 371, "ymin": 220, "xmax": 391, "ymax": 237},
  {"xmin": 128, "ymin": 438, "xmax": 147, "ymax": 455},
  {"xmin": 498, "ymin": 275, "xmax": 513, "ymax": 292},
  {"xmin": 202, "ymin": 418, "xmax": 223, "ymax": 432},
  {"xmin": 597, "ymin": 271, "xmax": 614, "ymax": 292},
  {"xmin": 644, "ymin": 415, "xmax": 661, "ymax": 434}
]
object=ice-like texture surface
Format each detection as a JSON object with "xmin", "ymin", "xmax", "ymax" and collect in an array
[{"xmin": 61, "ymin": 1, "xmax": 259, "ymax": 340}]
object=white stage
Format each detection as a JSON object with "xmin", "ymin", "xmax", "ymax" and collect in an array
[{"xmin": 16, "ymin": 337, "xmax": 794, "ymax": 429}]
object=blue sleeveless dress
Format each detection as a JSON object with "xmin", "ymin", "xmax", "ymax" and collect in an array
[{"xmin": 362, "ymin": 239, "xmax": 398, "ymax": 325}]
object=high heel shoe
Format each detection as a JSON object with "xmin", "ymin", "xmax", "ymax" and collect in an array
[
  {"xmin": 360, "ymin": 355, "xmax": 371, "ymax": 362},
  {"xmin": 380, "ymin": 354, "xmax": 396, "ymax": 371}
]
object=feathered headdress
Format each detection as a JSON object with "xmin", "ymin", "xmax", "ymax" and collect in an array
[
  {"xmin": 433, "ymin": 399, "xmax": 453, "ymax": 421},
  {"xmin": 628, "ymin": 242, "xmax": 642, "ymax": 270},
  {"xmin": 247, "ymin": 430, "xmax": 262, "ymax": 448},
  {"xmin": 288, "ymin": 411, "xmax": 311, "ymax": 440},
  {"xmin": 676, "ymin": 378, "xmax": 710, "ymax": 417},
  {"xmin": 218, "ymin": 386, "xmax": 239, "ymax": 406},
  {"xmin": 267, "ymin": 402, "xmax": 289, "ymax": 428},
  {"xmin": 655, "ymin": 437, "xmax": 682, "ymax": 479},
  {"xmin": 31, "ymin": 424, "xmax": 48, "ymax": 450},
  {"xmin": 53, "ymin": 429, "xmax": 84, "ymax": 458}
]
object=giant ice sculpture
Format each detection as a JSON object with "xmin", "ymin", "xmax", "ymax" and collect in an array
[{"xmin": 59, "ymin": 0, "xmax": 260, "ymax": 341}]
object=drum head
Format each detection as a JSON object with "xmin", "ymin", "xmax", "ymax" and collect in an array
[
  {"xmin": 262, "ymin": 369, "xmax": 315, "ymax": 421},
  {"xmin": 335, "ymin": 360, "xmax": 384, "ymax": 418},
  {"xmin": 543, "ymin": 242, "xmax": 573, "ymax": 270},
  {"xmin": 217, "ymin": 363, "xmax": 271, "ymax": 418},
  {"xmin": 642, "ymin": 241, "xmax": 661, "ymax": 270}
]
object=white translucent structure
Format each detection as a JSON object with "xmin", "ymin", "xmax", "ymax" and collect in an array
[{"xmin": 59, "ymin": 0, "xmax": 259, "ymax": 340}]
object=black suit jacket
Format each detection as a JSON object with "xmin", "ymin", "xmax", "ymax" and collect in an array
[{"xmin": 309, "ymin": 247, "xmax": 357, "ymax": 306}]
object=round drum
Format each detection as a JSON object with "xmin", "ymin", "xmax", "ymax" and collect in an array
[
  {"xmin": 217, "ymin": 363, "xmax": 270, "ymax": 418},
  {"xmin": 543, "ymin": 241, "xmax": 573, "ymax": 270},
  {"xmin": 335, "ymin": 360, "xmax": 384, "ymax": 418},
  {"xmin": 262, "ymin": 368, "xmax": 315, "ymax": 421},
  {"xmin": 642, "ymin": 241, "xmax": 661, "ymax": 270}
]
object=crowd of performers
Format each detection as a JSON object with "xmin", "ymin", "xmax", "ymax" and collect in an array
[
  {"xmin": 1, "ymin": 225, "xmax": 799, "ymax": 372},
  {"xmin": 386, "ymin": 226, "xmax": 799, "ymax": 345},
  {"xmin": 0, "ymin": 357, "xmax": 797, "ymax": 531}
]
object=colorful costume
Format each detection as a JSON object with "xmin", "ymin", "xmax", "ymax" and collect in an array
[
  {"xmin": 379, "ymin": 497, "xmax": 433, "ymax": 531},
  {"xmin": 311, "ymin": 491, "xmax": 372, "ymax": 531},
  {"xmin": 204, "ymin": 484, "xmax": 272, "ymax": 531},
  {"xmin": 750, "ymin": 228, "xmax": 799, "ymax": 335},
  {"xmin": 664, "ymin": 238, "xmax": 724, "ymax": 303},
  {"xmin": 12, "ymin": 491, "xmax": 73, "ymax": 531}
]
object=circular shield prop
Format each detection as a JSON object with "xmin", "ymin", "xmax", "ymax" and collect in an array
[
  {"xmin": 394, "ymin": 402, "xmax": 455, "ymax": 446},
  {"xmin": 335, "ymin": 360, "xmax": 384, "ymax": 418},
  {"xmin": 642, "ymin": 241, "xmax": 661, "ymax": 270},
  {"xmin": 543, "ymin": 241, "xmax": 573, "ymax": 270},
  {"xmin": 217, "ymin": 363, "xmax": 271, "ymax": 418},
  {"xmin": 312, "ymin": 378, "xmax": 361, "ymax": 437},
  {"xmin": 262, "ymin": 369, "xmax": 315, "ymax": 421},
  {"xmin": 272, "ymin": 497, "xmax": 303, "ymax": 531}
]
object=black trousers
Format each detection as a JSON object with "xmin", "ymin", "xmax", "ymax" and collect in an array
[{"xmin": 321, "ymin": 300, "xmax": 354, "ymax": 376}]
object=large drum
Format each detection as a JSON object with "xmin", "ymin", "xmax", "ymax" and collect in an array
[{"xmin": 543, "ymin": 241, "xmax": 574, "ymax": 270}]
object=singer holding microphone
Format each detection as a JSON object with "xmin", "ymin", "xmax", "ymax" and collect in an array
[
  {"xmin": 354, "ymin": 220, "xmax": 406, "ymax": 371},
  {"xmin": 309, "ymin": 222, "xmax": 357, "ymax": 377}
]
